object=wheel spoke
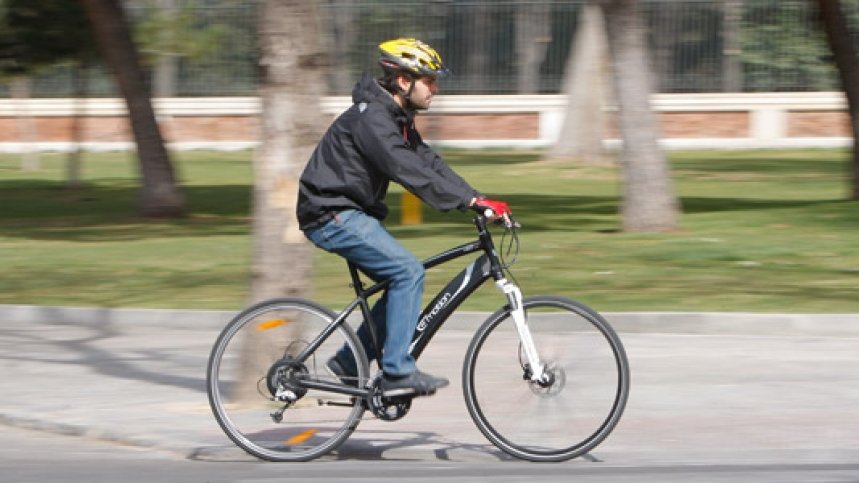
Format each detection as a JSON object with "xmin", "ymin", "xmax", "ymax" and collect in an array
[
  {"xmin": 463, "ymin": 296, "xmax": 629, "ymax": 462},
  {"xmin": 207, "ymin": 299, "xmax": 367, "ymax": 461}
]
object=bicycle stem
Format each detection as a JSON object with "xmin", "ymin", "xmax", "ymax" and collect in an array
[{"xmin": 495, "ymin": 278, "xmax": 545, "ymax": 383}]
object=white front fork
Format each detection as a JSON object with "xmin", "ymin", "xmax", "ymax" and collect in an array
[{"xmin": 496, "ymin": 278, "xmax": 545, "ymax": 382}]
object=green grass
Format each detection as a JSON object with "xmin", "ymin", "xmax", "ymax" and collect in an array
[{"xmin": 1, "ymin": 148, "xmax": 858, "ymax": 313}]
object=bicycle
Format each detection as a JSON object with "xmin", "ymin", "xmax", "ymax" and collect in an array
[{"xmin": 206, "ymin": 211, "xmax": 630, "ymax": 462}]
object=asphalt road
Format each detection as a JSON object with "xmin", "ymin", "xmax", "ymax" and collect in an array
[
  {"xmin": 2, "ymin": 308, "xmax": 859, "ymax": 481},
  {"xmin": 4, "ymin": 426, "xmax": 859, "ymax": 483}
]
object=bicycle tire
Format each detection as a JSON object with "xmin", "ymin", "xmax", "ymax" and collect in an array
[
  {"xmin": 462, "ymin": 295, "xmax": 630, "ymax": 462},
  {"xmin": 207, "ymin": 298, "xmax": 368, "ymax": 461}
]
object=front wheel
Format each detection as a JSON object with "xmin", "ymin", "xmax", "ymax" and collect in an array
[{"xmin": 462, "ymin": 296, "xmax": 630, "ymax": 462}]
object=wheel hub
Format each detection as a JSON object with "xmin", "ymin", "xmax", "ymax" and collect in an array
[
  {"xmin": 528, "ymin": 362, "xmax": 565, "ymax": 397},
  {"xmin": 265, "ymin": 357, "xmax": 309, "ymax": 402}
]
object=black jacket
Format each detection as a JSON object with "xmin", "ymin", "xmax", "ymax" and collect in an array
[{"xmin": 297, "ymin": 73, "xmax": 478, "ymax": 229}]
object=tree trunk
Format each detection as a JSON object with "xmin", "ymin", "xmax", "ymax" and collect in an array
[
  {"xmin": 234, "ymin": 0, "xmax": 327, "ymax": 405},
  {"xmin": 10, "ymin": 77, "xmax": 40, "ymax": 171},
  {"xmin": 67, "ymin": 62, "xmax": 88, "ymax": 189},
  {"xmin": 466, "ymin": 4, "xmax": 492, "ymax": 92},
  {"xmin": 251, "ymin": 0, "xmax": 326, "ymax": 302},
  {"xmin": 817, "ymin": 0, "xmax": 859, "ymax": 200},
  {"xmin": 649, "ymin": 4, "xmax": 674, "ymax": 93},
  {"xmin": 600, "ymin": 0, "xmax": 680, "ymax": 231},
  {"xmin": 326, "ymin": 0, "xmax": 358, "ymax": 94},
  {"xmin": 722, "ymin": 0, "xmax": 744, "ymax": 92},
  {"xmin": 548, "ymin": 3, "xmax": 611, "ymax": 164},
  {"xmin": 80, "ymin": 0, "xmax": 185, "ymax": 217},
  {"xmin": 515, "ymin": 2, "xmax": 552, "ymax": 93},
  {"xmin": 153, "ymin": 0, "xmax": 179, "ymax": 98}
]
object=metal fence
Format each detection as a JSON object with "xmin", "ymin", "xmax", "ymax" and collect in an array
[{"xmin": 4, "ymin": 0, "xmax": 859, "ymax": 97}]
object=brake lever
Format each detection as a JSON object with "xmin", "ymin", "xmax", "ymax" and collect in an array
[
  {"xmin": 498, "ymin": 212, "xmax": 521, "ymax": 230},
  {"xmin": 482, "ymin": 209, "xmax": 521, "ymax": 230}
]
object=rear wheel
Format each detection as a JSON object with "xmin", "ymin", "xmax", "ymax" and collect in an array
[
  {"xmin": 207, "ymin": 298, "xmax": 368, "ymax": 461},
  {"xmin": 462, "ymin": 296, "xmax": 629, "ymax": 462}
]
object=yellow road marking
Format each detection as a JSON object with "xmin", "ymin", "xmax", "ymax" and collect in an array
[{"xmin": 286, "ymin": 429, "xmax": 316, "ymax": 445}]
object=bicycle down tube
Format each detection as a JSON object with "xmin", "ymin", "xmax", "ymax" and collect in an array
[
  {"xmin": 286, "ymin": 238, "xmax": 488, "ymax": 388},
  {"xmin": 294, "ymin": 215, "xmax": 546, "ymax": 386},
  {"xmin": 358, "ymin": 215, "xmax": 545, "ymax": 376}
]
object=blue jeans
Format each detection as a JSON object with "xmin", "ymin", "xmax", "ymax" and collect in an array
[{"xmin": 305, "ymin": 210, "xmax": 425, "ymax": 376}]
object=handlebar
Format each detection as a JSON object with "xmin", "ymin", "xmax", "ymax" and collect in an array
[
  {"xmin": 477, "ymin": 208, "xmax": 521, "ymax": 230},
  {"xmin": 474, "ymin": 209, "xmax": 521, "ymax": 271}
]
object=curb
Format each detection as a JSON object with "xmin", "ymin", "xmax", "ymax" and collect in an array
[
  {"xmin": 1, "ymin": 304, "xmax": 857, "ymax": 337},
  {"xmin": 0, "ymin": 412, "xmax": 188, "ymax": 457},
  {"xmin": 606, "ymin": 311, "xmax": 859, "ymax": 337}
]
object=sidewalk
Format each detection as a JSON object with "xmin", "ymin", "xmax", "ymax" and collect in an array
[{"xmin": 1, "ymin": 305, "xmax": 858, "ymax": 464}]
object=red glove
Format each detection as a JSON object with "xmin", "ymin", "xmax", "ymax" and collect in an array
[{"xmin": 471, "ymin": 198, "xmax": 511, "ymax": 218}]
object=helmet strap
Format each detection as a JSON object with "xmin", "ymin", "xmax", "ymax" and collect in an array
[{"xmin": 396, "ymin": 75, "xmax": 419, "ymax": 110}]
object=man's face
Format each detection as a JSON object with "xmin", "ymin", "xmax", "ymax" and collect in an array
[{"xmin": 398, "ymin": 75, "xmax": 438, "ymax": 110}]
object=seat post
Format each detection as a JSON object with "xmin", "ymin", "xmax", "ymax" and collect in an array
[
  {"xmin": 346, "ymin": 260, "xmax": 384, "ymax": 372},
  {"xmin": 347, "ymin": 261, "xmax": 365, "ymax": 295}
]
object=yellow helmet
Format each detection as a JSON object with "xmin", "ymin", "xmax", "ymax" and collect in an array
[{"xmin": 378, "ymin": 38, "xmax": 449, "ymax": 77}]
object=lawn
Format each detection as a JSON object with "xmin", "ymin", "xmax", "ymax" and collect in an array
[{"xmin": 1, "ymin": 148, "xmax": 857, "ymax": 313}]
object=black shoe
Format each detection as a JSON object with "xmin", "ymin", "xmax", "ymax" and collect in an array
[
  {"xmin": 326, "ymin": 356, "xmax": 358, "ymax": 388},
  {"xmin": 381, "ymin": 370, "xmax": 449, "ymax": 397}
]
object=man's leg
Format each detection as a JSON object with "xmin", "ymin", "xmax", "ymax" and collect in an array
[
  {"xmin": 332, "ymin": 294, "xmax": 387, "ymax": 376},
  {"xmin": 372, "ymin": 251, "xmax": 424, "ymax": 376},
  {"xmin": 305, "ymin": 210, "xmax": 422, "ymax": 375}
]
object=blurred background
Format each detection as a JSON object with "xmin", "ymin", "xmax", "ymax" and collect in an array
[
  {"xmin": 2, "ymin": 0, "xmax": 856, "ymax": 98},
  {"xmin": 1, "ymin": 0, "xmax": 858, "ymax": 312}
]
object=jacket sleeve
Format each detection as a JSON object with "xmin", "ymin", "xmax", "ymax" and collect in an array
[
  {"xmin": 352, "ymin": 108, "xmax": 478, "ymax": 212},
  {"xmin": 413, "ymin": 130, "xmax": 483, "ymax": 204}
]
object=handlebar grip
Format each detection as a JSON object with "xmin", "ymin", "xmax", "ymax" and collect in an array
[
  {"xmin": 494, "ymin": 212, "xmax": 520, "ymax": 229},
  {"xmin": 474, "ymin": 206, "xmax": 520, "ymax": 229}
]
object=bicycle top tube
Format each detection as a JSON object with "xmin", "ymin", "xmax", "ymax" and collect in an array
[
  {"xmin": 324, "ymin": 212, "xmax": 519, "ymax": 372},
  {"xmin": 346, "ymin": 213, "xmax": 510, "ymax": 299}
]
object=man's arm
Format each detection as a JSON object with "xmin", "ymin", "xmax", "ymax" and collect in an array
[
  {"xmin": 353, "ymin": 110, "xmax": 477, "ymax": 211},
  {"xmin": 413, "ymin": 132, "xmax": 481, "ymax": 204}
]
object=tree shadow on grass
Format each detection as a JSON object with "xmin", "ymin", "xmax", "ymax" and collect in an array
[
  {"xmin": 442, "ymin": 150, "xmax": 543, "ymax": 166},
  {"xmin": 671, "ymin": 152, "xmax": 848, "ymax": 177},
  {"xmin": 0, "ymin": 180, "xmax": 251, "ymax": 241},
  {"xmin": 386, "ymin": 192, "xmax": 843, "ymax": 238},
  {"xmin": 2, "ymin": 177, "xmax": 851, "ymax": 242}
]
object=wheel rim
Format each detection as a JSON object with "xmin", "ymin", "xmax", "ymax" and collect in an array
[
  {"xmin": 464, "ymin": 298, "xmax": 629, "ymax": 461},
  {"xmin": 207, "ymin": 301, "xmax": 366, "ymax": 461}
]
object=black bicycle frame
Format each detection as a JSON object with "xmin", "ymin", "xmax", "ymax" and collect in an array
[
  {"xmin": 294, "ymin": 216, "xmax": 507, "ymax": 390},
  {"xmin": 353, "ymin": 215, "xmax": 506, "ymax": 365}
]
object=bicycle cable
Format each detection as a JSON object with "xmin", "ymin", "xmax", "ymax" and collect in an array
[{"xmin": 499, "ymin": 221, "xmax": 521, "ymax": 286}]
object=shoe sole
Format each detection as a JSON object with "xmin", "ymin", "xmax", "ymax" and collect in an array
[
  {"xmin": 382, "ymin": 387, "xmax": 435, "ymax": 397},
  {"xmin": 381, "ymin": 381, "xmax": 449, "ymax": 397}
]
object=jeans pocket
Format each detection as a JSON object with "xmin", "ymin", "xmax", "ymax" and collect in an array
[
  {"xmin": 308, "ymin": 210, "xmax": 361, "ymax": 252},
  {"xmin": 334, "ymin": 209, "xmax": 358, "ymax": 225}
]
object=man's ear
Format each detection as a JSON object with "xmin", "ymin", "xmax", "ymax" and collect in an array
[{"xmin": 395, "ymin": 74, "xmax": 412, "ymax": 92}]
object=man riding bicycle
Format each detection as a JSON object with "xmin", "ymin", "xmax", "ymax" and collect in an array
[{"xmin": 296, "ymin": 38, "xmax": 510, "ymax": 397}]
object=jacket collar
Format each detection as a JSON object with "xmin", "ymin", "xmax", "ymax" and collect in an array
[{"xmin": 352, "ymin": 72, "xmax": 415, "ymax": 126}]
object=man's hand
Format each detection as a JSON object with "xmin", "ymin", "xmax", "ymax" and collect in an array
[{"xmin": 470, "ymin": 197, "xmax": 511, "ymax": 218}]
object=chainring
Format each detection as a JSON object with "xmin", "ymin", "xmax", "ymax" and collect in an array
[{"xmin": 366, "ymin": 373, "xmax": 412, "ymax": 421}]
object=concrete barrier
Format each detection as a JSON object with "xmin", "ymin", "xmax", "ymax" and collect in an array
[{"xmin": 0, "ymin": 92, "xmax": 851, "ymax": 152}]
